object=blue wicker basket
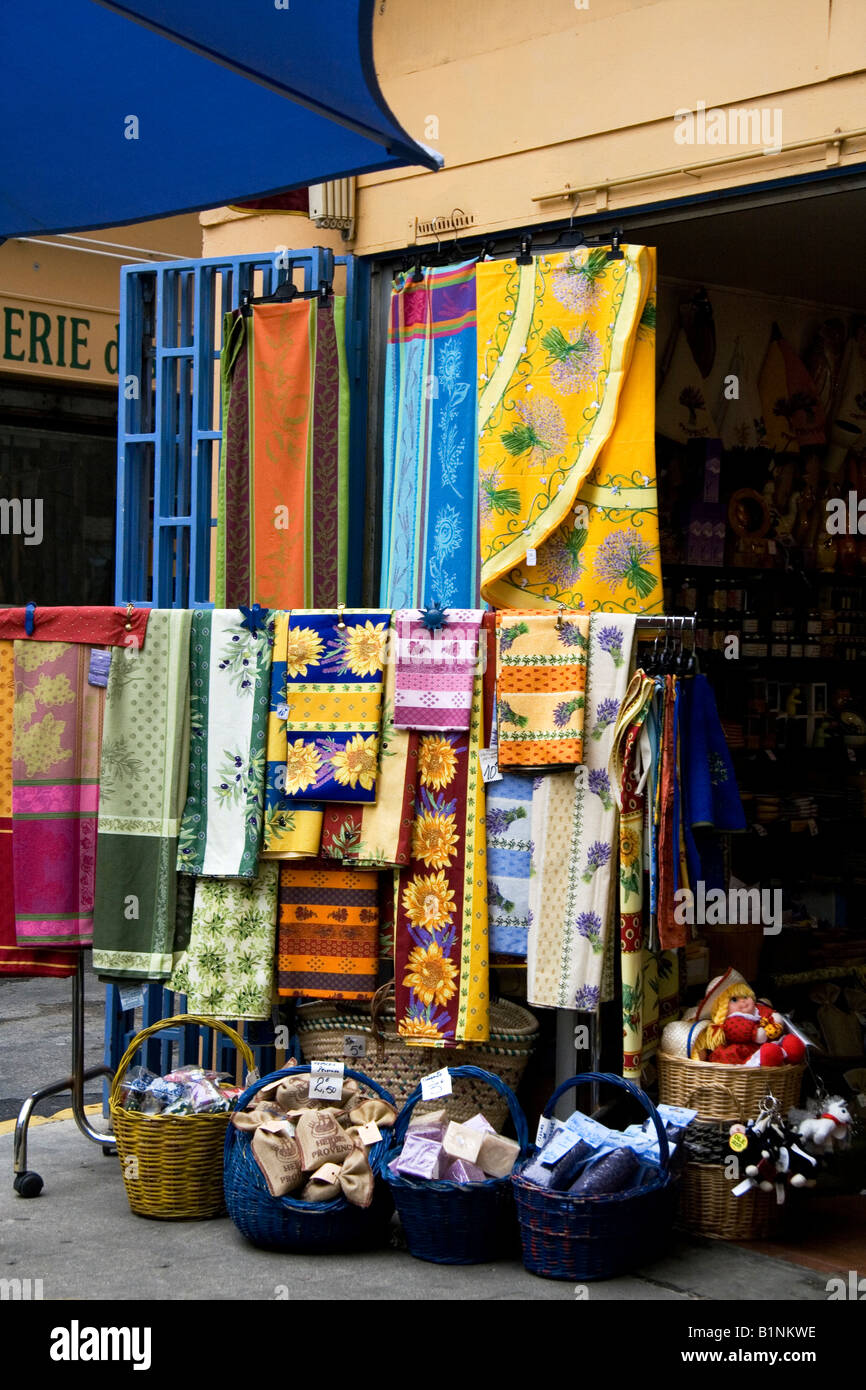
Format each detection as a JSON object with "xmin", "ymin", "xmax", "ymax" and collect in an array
[
  {"xmin": 223, "ymin": 1064, "xmax": 396, "ymax": 1253},
  {"xmin": 385, "ymin": 1065, "xmax": 530, "ymax": 1265},
  {"xmin": 512, "ymin": 1072, "xmax": 680, "ymax": 1282}
]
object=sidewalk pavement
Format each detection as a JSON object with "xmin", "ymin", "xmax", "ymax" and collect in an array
[{"xmin": 0, "ymin": 1113, "xmax": 837, "ymax": 1302}]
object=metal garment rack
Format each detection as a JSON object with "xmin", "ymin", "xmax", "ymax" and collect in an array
[
  {"xmin": 554, "ymin": 614, "xmax": 695, "ymax": 1117},
  {"xmin": 12, "ymin": 248, "xmax": 370, "ymax": 1196}
]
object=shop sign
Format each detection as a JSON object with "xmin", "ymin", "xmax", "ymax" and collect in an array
[{"xmin": 0, "ymin": 294, "xmax": 118, "ymax": 385}]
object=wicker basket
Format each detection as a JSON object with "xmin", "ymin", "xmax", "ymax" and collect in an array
[
  {"xmin": 680, "ymin": 1160, "xmax": 783, "ymax": 1240},
  {"xmin": 110, "ymin": 1014, "xmax": 255, "ymax": 1221},
  {"xmin": 658, "ymin": 1052, "xmax": 804, "ymax": 1120},
  {"xmin": 513, "ymin": 1073, "xmax": 680, "ymax": 1282},
  {"xmin": 223, "ymin": 1065, "xmax": 395, "ymax": 1253},
  {"xmin": 385, "ymin": 1066, "xmax": 529, "ymax": 1265},
  {"xmin": 296, "ymin": 983, "xmax": 538, "ymax": 1130}
]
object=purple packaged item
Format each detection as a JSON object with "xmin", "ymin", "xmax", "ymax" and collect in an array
[
  {"xmin": 403, "ymin": 1123, "xmax": 445, "ymax": 1143},
  {"xmin": 445, "ymin": 1158, "xmax": 485, "ymax": 1183},
  {"xmin": 390, "ymin": 1133, "xmax": 445, "ymax": 1180},
  {"xmin": 462, "ymin": 1112, "xmax": 495, "ymax": 1135}
]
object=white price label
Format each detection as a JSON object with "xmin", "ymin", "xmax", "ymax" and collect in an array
[
  {"xmin": 314, "ymin": 1162, "xmax": 343, "ymax": 1185},
  {"xmin": 118, "ymin": 986, "xmax": 145, "ymax": 1012},
  {"xmin": 343, "ymin": 1034, "xmax": 367, "ymax": 1058},
  {"xmin": 420, "ymin": 1067, "xmax": 453, "ymax": 1101},
  {"xmin": 525, "ymin": 548, "xmax": 537, "ymax": 567},
  {"xmin": 357, "ymin": 1120, "xmax": 382, "ymax": 1146},
  {"xmin": 536, "ymin": 1115, "xmax": 555, "ymax": 1149},
  {"xmin": 479, "ymin": 748, "xmax": 503, "ymax": 784},
  {"xmin": 308, "ymin": 1060, "xmax": 344, "ymax": 1101}
]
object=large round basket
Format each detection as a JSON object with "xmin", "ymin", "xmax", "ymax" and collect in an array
[
  {"xmin": 223, "ymin": 1064, "xmax": 396, "ymax": 1253},
  {"xmin": 385, "ymin": 1065, "xmax": 529, "ymax": 1265},
  {"xmin": 109, "ymin": 1014, "xmax": 255, "ymax": 1221},
  {"xmin": 513, "ymin": 1072, "xmax": 680, "ymax": 1283},
  {"xmin": 676, "ymin": 1081, "xmax": 785, "ymax": 1240},
  {"xmin": 296, "ymin": 983, "xmax": 538, "ymax": 1129},
  {"xmin": 658, "ymin": 1052, "xmax": 804, "ymax": 1120}
]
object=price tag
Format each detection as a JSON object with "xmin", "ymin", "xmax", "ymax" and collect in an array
[
  {"xmin": 343, "ymin": 1034, "xmax": 367, "ymax": 1059},
  {"xmin": 276, "ymin": 702, "xmax": 290, "ymax": 720},
  {"xmin": 420, "ymin": 1067, "xmax": 452, "ymax": 1101},
  {"xmin": 525, "ymin": 548, "xmax": 537, "ymax": 567},
  {"xmin": 536, "ymin": 1115, "xmax": 555, "ymax": 1149},
  {"xmin": 308, "ymin": 1060, "xmax": 344, "ymax": 1102},
  {"xmin": 754, "ymin": 823, "xmax": 768, "ymax": 837},
  {"xmin": 357, "ymin": 1120, "xmax": 382, "ymax": 1146},
  {"xmin": 118, "ymin": 985, "xmax": 145, "ymax": 1012},
  {"xmin": 314, "ymin": 1162, "xmax": 344, "ymax": 1185},
  {"xmin": 729, "ymin": 1131, "xmax": 748, "ymax": 1153},
  {"xmin": 479, "ymin": 748, "xmax": 503, "ymax": 784},
  {"xmin": 88, "ymin": 649, "xmax": 112, "ymax": 688}
]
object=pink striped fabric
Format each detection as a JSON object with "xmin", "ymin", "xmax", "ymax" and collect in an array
[{"xmin": 393, "ymin": 610, "xmax": 484, "ymax": 732}]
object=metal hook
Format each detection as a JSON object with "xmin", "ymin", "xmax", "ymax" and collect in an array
[
  {"xmin": 124, "ymin": 600, "xmax": 134, "ymax": 633},
  {"xmin": 555, "ymin": 605, "xmax": 565, "ymax": 631},
  {"xmin": 336, "ymin": 603, "xmax": 346, "ymax": 631}
]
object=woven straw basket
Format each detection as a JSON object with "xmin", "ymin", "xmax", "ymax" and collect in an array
[
  {"xmin": 680, "ymin": 1161, "xmax": 783, "ymax": 1240},
  {"xmin": 658, "ymin": 1053, "xmax": 804, "ymax": 1121},
  {"xmin": 296, "ymin": 983, "xmax": 538, "ymax": 1130},
  {"xmin": 110, "ymin": 1014, "xmax": 255, "ymax": 1221}
]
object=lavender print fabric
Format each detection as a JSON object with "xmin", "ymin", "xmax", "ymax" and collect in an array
[{"xmin": 486, "ymin": 774, "xmax": 534, "ymax": 958}]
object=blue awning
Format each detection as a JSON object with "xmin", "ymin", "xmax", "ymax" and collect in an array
[{"xmin": 0, "ymin": 0, "xmax": 441, "ymax": 240}]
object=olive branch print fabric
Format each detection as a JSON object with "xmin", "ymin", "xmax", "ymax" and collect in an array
[
  {"xmin": 169, "ymin": 862, "xmax": 279, "ymax": 1020},
  {"xmin": 92, "ymin": 611, "xmax": 192, "ymax": 980},
  {"xmin": 477, "ymin": 246, "xmax": 662, "ymax": 615},
  {"xmin": 177, "ymin": 610, "xmax": 272, "ymax": 879},
  {"xmin": 526, "ymin": 614, "xmax": 637, "ymax": 1010},
  {"xmin": 495, "ymin": 611, "xmax": 589, "ymax": 766}
]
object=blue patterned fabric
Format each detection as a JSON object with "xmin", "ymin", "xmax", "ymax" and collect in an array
[{"xmin": 486, "ymin": 773, "xmax": 534, "ymax": 957}]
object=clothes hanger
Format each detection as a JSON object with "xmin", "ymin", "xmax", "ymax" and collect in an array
[{"xmin": 240, "ymin": 279, "xmax": 332, "ymax": 317}]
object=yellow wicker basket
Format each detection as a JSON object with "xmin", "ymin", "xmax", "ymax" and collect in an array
[
  {"xmin": 109, "ymin": 1014, "xmax": 255, "ymax": 1221},
  {"xmin": 680, "ymin": 1161, "xmax": 784, "ymax": 1241},
  {"xmin": 658, "ymin": 1052, "xmax": 804, "ymax": 1121}
]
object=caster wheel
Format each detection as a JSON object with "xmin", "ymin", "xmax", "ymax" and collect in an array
[
  {"xmin": 13, "ymin": 1171, "xmax": 43, "ymax": 1198},
  {"xmin": 102, "ymin": 1145, "xmax": 117, "ymax": 1157}
]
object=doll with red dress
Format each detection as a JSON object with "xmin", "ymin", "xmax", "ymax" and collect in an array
[{"xmin": 693, "ymin": 968, "xmax": 806, "ymax": 1067}]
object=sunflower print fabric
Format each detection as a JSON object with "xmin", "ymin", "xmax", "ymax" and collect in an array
[
  {"xmin": 394, "ymin": 666, "xmax": 489, "ymax": 1046},
  {"xmin": 282, "ymin": 610, "xmax": 389, "ymax": 805},
  {"xmin": 477, "ymin": 245, "xmax": 662, "ymax": 615}
]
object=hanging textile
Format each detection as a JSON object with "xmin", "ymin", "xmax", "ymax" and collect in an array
[
  {"xmin": 495, "ymin": 612, "xmax": 590, "ymax": 767},
  {"xmin": 177, "ymin": 610, "xmax": 272, "ymax": 879},
  {"xmin": 379, "ymin": 260, "xmax": 480, "ymax": 610},
  {"xmin": 0, "ymin": 640, "xmax": 77, "ymax": 977},
  {"xmin": 656, "ymin": 325, "xmax": 719, "ymax": 444},
  {"xmin": 393, "ymin": 608, "xmax": 483, "ymax": 732},
  {"xmin": 277, "ymin": 857, "xmax": 379, "ymax": 1002},
  {"xmin": 526, "ymin": 614, "xmax": 637, "ymax": 1010},
  {"xmin": 758, "ymin": 324, "xmax": 825, "ymax": 453},
  {"xmin": 680, "ymin": 672, "xmax": 746, "ymax": 890},
  {"xmin": 486, "ymin": 772, "xmax": 534, "ymax": 958},
  {"xmin": 169, "ymin": 862, "xmax": 279, "ymax": 1019},
  {"xmin": 215, "ymin": 296, "xmax": 350, "ymax": 610},
  {"xmin": 92, "ymin": 611, "xmax": 192, "ymax": 980},
  {"xmin": 610, "ymin": 671, "xmax": 654, "ymax": 1079},
  {"xmin": 477, "ymin": 245, "xmax": 659, "ymax": 612},
  {"xmin": 12, "ymin": 641, "xmax": 105, "ymax": 947},
  {"xmin": 394, "ymin": 667, "xmax": 489, "ymax": 1045},
  {"xmin": 321, "ymin": 617, "xmax": 419, "ymax": 868},
  {"xmin": 282, "ymin": 610, "xmax": 389, "ymax": 804},
  {"xmin": 260, "ymin": 613, "xmax": 323, "ymax": 860},
  {"xmin": 0, "ymin": 607, "xmax": 150, "ymax": 648},
  {"xmin": 655, "ymin": 674, "xmax": 684, "ymax": 952},
  {"xmin": 716, "ymin": 337, "xmax": 767, "ymax": 450}
]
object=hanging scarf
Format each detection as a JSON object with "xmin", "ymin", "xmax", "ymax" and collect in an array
[
  {"xmin": 282, "ymin": 610, "xmax": 389, "ymax": 804},
  {"xmin": 277, "ymin": 857, "xmax": 379, "ymax": 1002},
  {"xmin": 176, "ymin": 610, "xmax": 272, "ymax": 878},
  {"xmin": 0, "ymin": 640, "xmax": 78, "ymax": 977},
  {"xmin": 12, "ymin": 641, "xmax": 105, "ymax": 947},
  {"xmin": 680, "ymin": 673, "xmax": 746, "ymax": 891},
  {"xmin": 169, "ymin": 862, "xmax": 279, "ymax": 1019},
  {"xmin": 393, "ymin": 609, "xmax": 483, "ymax": 732},
  {"xmin": 394, "ymin": 666, "xmax": 489, "ymax": 1045},
  {"xmin": 486, "ymin": 772, "xmax": 534, "ymax": 958},
  {"xmin": 655, "ymin": 675, "xmax": 684, "ymax": 952},
  {"xmin": 215, "ymin": 296, "xmax": 350, "ymax": 609},
  {"xmin": 526, "ymin": 614, "xmax": 637, "ymax": 1010},
  {"xmin": 495, "ymin": 612, "xmax": 590, "ymax": 767},
  {"xmin": 0, "ymin": 607, "xmax": 150, "ymax": 648},
  {"xmin": 260, "ymin": 613, "xmax": 323, "ymax": 860},
  {"xmin": 379, "ymin": 260, "xmax": 479, "ymax": 610},
  {"xmin": 477, "ymin": 246, "xmax": 658, "ymax": 611},
  {"xmin": 92, "ymin": 611, "xmax": 192, "ymax": 980},
  {"xmin": 321, "ymin": 616, "xmax": 419, "ymax": 868}
]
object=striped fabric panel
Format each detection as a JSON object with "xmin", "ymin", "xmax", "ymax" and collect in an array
[{"xmin": 277, "ymin": 858, "xmax": 379, "ymax": 1001}]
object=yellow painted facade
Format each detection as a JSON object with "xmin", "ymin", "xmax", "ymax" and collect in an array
[{"xmin": 201, "ymin": 0, "xmax": 866, "ymax": 261}]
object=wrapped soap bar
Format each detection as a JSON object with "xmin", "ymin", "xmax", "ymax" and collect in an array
[
  {"xmin": 443, "ymin": 1120, "xmax": 484, "ymax": 1164},
  {"xmin": 477, "ymin": 1132, "xmax": 520, "ymax": 1178},
  {"xmin": 408, "ymin": 1108, "xmax": 447, "ymax": 1130},
  {"xmin": 389, "ymin": 1133, "xmax": 445, "ymax": 1180},
  {"xmin": 462, "ymin": 1112, "xmax": 495, "ymax": 1135},
  {"xmin": 569, "ymin": 1146, "xmax": 639, "ymax": 1196},
  {"xmin": 446, "ymin": 1158, "xmax": 486, "ymax": 1183},
  {"xmin": 403, "ymin": 1123, "xmax": 445, "ymax": 1144}
]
